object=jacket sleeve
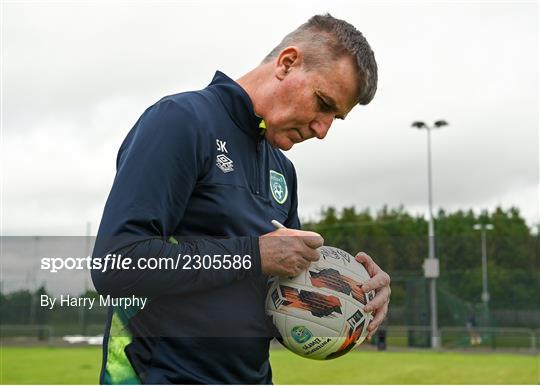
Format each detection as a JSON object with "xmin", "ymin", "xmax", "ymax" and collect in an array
[{"xmin": 91, "ymin": 98, "xmax": 261, "ymax": 298}]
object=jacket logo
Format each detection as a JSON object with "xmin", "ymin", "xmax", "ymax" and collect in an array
[
  {"xmin": 270, "ymin": 170, "xmax": 288, "ymax": 204},
  {"xmin": 216, "ymin": 154, "xmax": 234, "ymax": 173},
  {"xmin": 216, "ymin": 139, "xmax": 228, "ymax": 153},
  {"xmin": 216, "ymin": 138, "xmax": 234, "ymax": 173}
]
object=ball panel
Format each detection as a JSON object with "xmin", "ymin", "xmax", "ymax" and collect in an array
[
  {"xmin": 271, "ymin": 268, "xmax": 308, "ymax": 286},
  {"xmin": 317, "ymin": 246, "xmax": 352, "ymax": 269},
  {"xmin": 266, "ymin": 282, "xmax": 345, "ymax": 332},
  {"xmin": 330, "ymin": 298, "xmax": 373, "ymax": 359},
  {"xmin": 306, "ymin": 264, "xmax": 374, "ymax": 308},
  {"xmin": 353, "ymin": 312, "xmax": 371, "ymax": 350},
  {"xmin": 340, "ymin": 297, "xmax": 373, "ymax": 349},
  {"xmin": 282, "ymin": 313, "xmax": 342, "ymax": 360},
  {"xmin": 316, "ymin": 246, "xmax": 371, "ymax": 282}
]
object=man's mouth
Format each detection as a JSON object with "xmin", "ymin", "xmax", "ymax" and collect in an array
[{"xmin": 293, "ymin": 128, "xmax": 305, "ymax": 142}]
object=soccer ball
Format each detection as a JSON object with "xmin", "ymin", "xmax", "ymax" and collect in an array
[{"xmin": 266, "ymin": 246, "xmax": 375, "ymax": 360}]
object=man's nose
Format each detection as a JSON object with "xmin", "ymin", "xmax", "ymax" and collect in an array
[{"xmin": 310, "ymin": 114, "xmax": 334, "ymax": 139}]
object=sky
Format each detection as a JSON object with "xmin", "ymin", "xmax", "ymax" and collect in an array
[{"xmin": 2, "ymin": 0, "xmax": 539, "ymax": 238}]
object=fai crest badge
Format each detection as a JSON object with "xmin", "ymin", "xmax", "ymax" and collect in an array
[{"xmin": 270, "ymin": 170, "xmax": 288, "ymax": 204}]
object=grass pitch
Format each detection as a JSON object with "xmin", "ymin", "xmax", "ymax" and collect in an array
[
  {"xmin": 1, "ymin": 346, "xmax": 538, "ymax": 384},
  {"xmin": 271, "ymin": 349, "xmax": 539, "ymax": 384}
]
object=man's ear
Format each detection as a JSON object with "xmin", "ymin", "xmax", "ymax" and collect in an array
[{"xmin": 275, "ymin": 46, "xmax": 302, "ymax": 80}]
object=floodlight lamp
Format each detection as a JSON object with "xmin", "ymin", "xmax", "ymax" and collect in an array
[{"xmin": 434, "ymin": 120, "xmax": 448, "ymax": 128}]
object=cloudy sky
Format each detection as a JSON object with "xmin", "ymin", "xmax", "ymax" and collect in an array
[{"xmin": 2, "ymin": 0, "xmax": 538, "ymax": 237}]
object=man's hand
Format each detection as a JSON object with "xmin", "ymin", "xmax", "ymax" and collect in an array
[
  {"xmin": 259, "ymin": 229, "xmax": 324, "ymax": 277},
  {"xmin": 355, "ymin": 252, "xmax": 391, "ymax": 340}
]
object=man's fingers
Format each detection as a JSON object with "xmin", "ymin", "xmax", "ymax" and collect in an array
[
  {"xmin": 352, "ymin": 251, "xmax": 391, "ymax": 340},
  {"xmin": 293, "ymin": 264, "xmax": 304, "ymax": 276},
  {"xmin": 355, "ymin": 252, "xmax": 381, "ymax": 277},
  {"xmin": 275, "ymin": 228, "xmax": 321, "ymax": 239},
  {"xmin": 365, "ymin": 285, "xmax": 390, "ymax": 339},
  {"xmin": 301, "ymin": 234, "xmax": 324, "ymax": 249},
  {"xmin": 300, "ymin": 244, "xmax": 321, "ymax": 262},
  {"xmin": 361, "ymin": 270, "xmax": 391, "ymax": 293},
  {"xmin": 298, "ymin": 257, "xmax": 311, "ymax": 270},
  {"xmin": 259, "ymin": 230, "xmax": 324, "ymax": 276},
  {"xmin": 364, "ymin": 285, "xmax": 391, "ymax": 312},
  {"xmin": 272, "ymin": 228, "xmax": 324, "ymax": 249},
  {"xmin": 367, "ymin": 301, "xmax": 389, "ymax": 337}
]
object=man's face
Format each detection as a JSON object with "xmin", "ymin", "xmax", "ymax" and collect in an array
[{"xmin": 263, "ymin": 55, "xmax": 359, "ymax": 151}]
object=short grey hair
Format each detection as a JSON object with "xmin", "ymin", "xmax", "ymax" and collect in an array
[{"xmin": 263, "ymin": 13, "xmax": 378, "ymax": 105}]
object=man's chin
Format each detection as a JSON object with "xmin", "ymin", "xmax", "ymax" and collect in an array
[
  {"xmin": 266, "ymin": 136, "xmax": 293, "ymax": 151},
  {"xmin": 265, "ymin": 132, "xmax": 296, "ymax": 151},
  {"xmin": 274, "ymin": 139, "xmax": 294, "ymax": 151}
]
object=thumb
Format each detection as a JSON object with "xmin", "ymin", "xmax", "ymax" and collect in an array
[
  {"xmin": 301, "ymin": 232, "xmax": 324, "ymax": 249},
  {"xmin": 272, "ymin": 228, "xmax": 324, "ymax": 249}
]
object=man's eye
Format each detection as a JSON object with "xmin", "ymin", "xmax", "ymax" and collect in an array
[{"xmin": 317, "ymin": 96, "xmax": 332, "ymax": 112}]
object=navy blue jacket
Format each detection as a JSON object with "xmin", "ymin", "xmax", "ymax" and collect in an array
[{"xmin": 92, "ymin": 72, "xmax": 300, "ymax": 384}]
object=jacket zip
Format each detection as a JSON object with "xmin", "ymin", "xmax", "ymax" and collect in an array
[{"xmin": 255, "ymin": 139, "xmax": 263, "ymax": 195}]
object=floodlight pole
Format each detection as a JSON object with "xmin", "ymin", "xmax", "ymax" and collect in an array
[
  {"xmin": 412, "ymin": 120, "xmax": 448, "ymax": 349},
  {"xmin": 473, "ymin": 224, "xmax": 494, "ymax": 306}
]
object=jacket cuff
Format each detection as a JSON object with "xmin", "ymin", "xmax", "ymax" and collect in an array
[{"xmin": 247, "ymin": 235, "xmax": 262, "ymax": 276}]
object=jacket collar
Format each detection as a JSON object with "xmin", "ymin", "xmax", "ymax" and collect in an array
[{"xmin": 206, "ymin": 71, "xmax": 263, "ymax": 139}]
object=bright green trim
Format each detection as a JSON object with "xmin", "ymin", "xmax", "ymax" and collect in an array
[
  {"xmin": 259, "ymin": 119, "xmax": 267, "ymax": 135},
  {"xmin": 103, "ymin": 309, "xmax": 141, "ymax": 384}
]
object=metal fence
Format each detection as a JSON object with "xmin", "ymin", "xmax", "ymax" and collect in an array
[
  {"xmin": 2, "ymin": 324, "xmax": 538, "ymax": 352},
  {"xmin": 1, "ymin": 324, "xmax": 104, "ymax": 341},
  {"xmin": 384, "ymin": 325, "xmax": 539, "ymax": 352}
]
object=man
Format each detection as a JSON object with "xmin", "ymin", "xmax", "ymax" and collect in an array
[{"xmin": 92, "ymin": 13, "xmax": 390, "ymax": 384}]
